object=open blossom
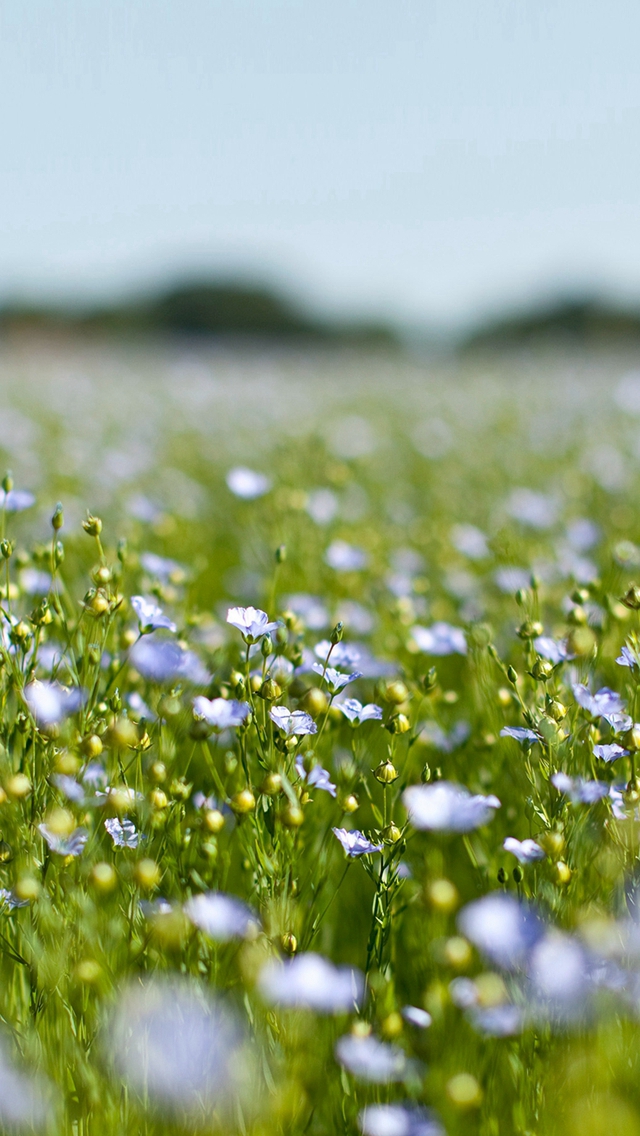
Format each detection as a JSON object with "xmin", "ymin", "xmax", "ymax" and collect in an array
[
  {"xmin": 0, "ymin": 488, "xmax": 35, "ymax": 513},
  {"xmin": 313, "ymin": 640, "xmax": 362, "ymax": 668},
  {"xmin": 259, "ymin": 952, "xmax": 363, "ymax": 1013},
  {"xmin": 24, "ymin": 681, "xmax": 85, "ymax": 726},
  {"xmin": 325, "ymin": 541, "xmax": 368, "ymax": 571},
  {"xmin": 533, "ymin": 636, "xmax": 573, "ymax": 664},
  {"xmin": 226, "ymin": 467, "xmax": 271, "ymax": 499},
  {"xmin": 269, "ymin": 707, "xmax": 317, "ymax": 736},
  {"xmin": 572, "ymin": 684, "xmax": 631, "ymax": 733},
  {"xmin": 312, "ymin": 663, "xmax": 362, "ymax": 692},
  {"xmin": 451, "ymin": 523, "xmax": 489, "ymax": 560},
  {"xmin": 130, "ymin": 638, "xmax": 209, "ymax": 685},
  {"xmin": 500, "ymin": 726, "xmax": 539, "ymax": 745},
  {"xmin": 337, "ymin": 699, "xmax": 383, "ymax": 724},
  {"xmin": 617, "ymin": 643, "xmax": 640, "ymax": 669},
  {"xmin": 335, "ymin": 1035, "xmax": 406, "ymax": 1083},
  {"xmin": 359, "ymin": 1104, "xmax": 444, "ymax": 1136},
  {"xmin": 184, "ymin": 892, "xmax": 259, "ymax": 941},
  {"xmin": 410, "ymin": 622, "xmax": 467, "ymax": 656},
  {"xmin": 295, "ymin": 756, "xmax": 337, "ymax": 797},
  {"xmin": 551, "ymin": 772, "xmax": 610, "ymax": 804},
  {"xmin": 401, "ymin": 1006, "xmax": 432, "ymax": 1029},
  {"xmin": 131, "ymin": 595, "xmax": 177, "ymax": 633},
  {"xmin": 140, "ymin": 552, "xmax": 185, "ymax": 582},
  {"xmin": 333, "ymin": 828, "xmax": 383, "ymax": 856},
  {"xmin": 593, "ymin": 742, "xmax": 629, "ymax": 763},
  {"xmin": 38, "ymin": 824, "xmax": 88, "ymax": 857},
  {"xmin": 104, "ymin": 818, "xmax": 140, "ymax": 848},
  {"xmin": 403, "ymin": 782, "xmax": 500, "ymax": 833},
  {"xmin": 193, "ymin": 696, "xmax": 250, "ymax": 730},
  {"xmin": 503, "ymin": 837, "xmax": 545, "ymax": 863},
  {"xmin": 458, "ymin": 893, "xmax": 543, "ymax": 970},
  {"xmin": 226, "ymin": 606, "xmax": 278, "ymax": 642}
]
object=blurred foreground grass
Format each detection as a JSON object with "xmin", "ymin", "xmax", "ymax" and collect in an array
[{"xmin": 1, "ymin": 342, "xmax": 640, "ymax": 1134}]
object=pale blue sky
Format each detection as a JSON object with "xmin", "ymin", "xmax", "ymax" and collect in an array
[{"xmin": 2, "ymin": 0, "xmax": 640, "ymax": 328}]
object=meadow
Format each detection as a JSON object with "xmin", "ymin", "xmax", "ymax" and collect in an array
[{"xmin": 1, "ymin": 339, "xmax": 640, "ymax": 1134}]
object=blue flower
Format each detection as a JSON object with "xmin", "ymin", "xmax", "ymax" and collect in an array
[
  {"xmin": 403, "ymin": 782, "xmax": 500, "ymax": 833},
  {"xmin": 500, "ymin": 726, "xmax": 539, "ymax": 745},
  {"xmin": 295, "ymin": 756, "xmax": 337, "ymax": 797},
  {"xmin": 38, "ymin": 824, "xmax": 88, "ymax": 857},
  {"xmin": 193, "ymin": 696, "xmax": 250, "ymax": 730},
  {"xmin": 131, "ymin": 595, "xmax": 177, "ymax": 633},
  {"xmin": 325, "ymin": 541, "xmax": 368, "ymax": 572},
  {"xmin": 593, "ymin": 743, "xmax": 628, "ymax": 763},
  {"xmin": 533, "ymin": 637, "xmax": 573, "ymax": 664},
  {"xmin": 332, "ymin": 828, "xmax": 383, "ymax": 856},
  {"xmin": 226, "ymin": 467, "xmax": 271, "ymax": 500},
  {"xmin": 270, "ymin": 707, "xmax": 317, "ymax": 736},
  {"xmin": 410, "ymin": 622, "xmax": 467, "ymax": 656},
  {"xmin": 312, "ymin": 663, "xmax": 362, "ymax": 692},
  {"xmin": 337, "ymin": 699, "xmax": 383, "ymax": 724},
  {"xmin": 551, "ymin": 772, "xmax": 609, "ymax": 804},
  {"xmin": 503, "ymin": 837, "xmax": 545, "ymax": 863},
  {"xmin": 226, "ymin": 606, "xmax": 279, "ymax": 643},
  {"xmin": 104, "ymin": 818, "xmax": 140, "ymax": 848}
]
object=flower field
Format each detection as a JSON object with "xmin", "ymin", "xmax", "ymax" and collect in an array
[{"xmin": 2, "ymin": 341, "xmax": 640, "ymax": 1133}]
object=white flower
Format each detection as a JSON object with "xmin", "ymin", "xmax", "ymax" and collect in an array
[
  {"xmin": 332, "ymin": 828, "xmax": 383, "ymax": 856},
  {"xmin": 458, "ymin": 893, "xmax": 543, "ymax": 970},
  {"xmin": 335, "ymin": 1034, "xmax": 406, "ymax": 1082},
  {"xmin": 401, "ymin": 1006, "xmax": 432, "ymax": 1029},
  {"xmin": 108, "ymin": 977, "xmax": 249, "ymax": 1111},
  {"xmin": 313, "ymin": 640, "xmax": 362, "ymax": 667},
  {"xmin": 500, "ymin": 726, "xmax": 539, "ymax": 744},
  {"xmin": 295, "ymin": 756, "xmax": 337, "ymax": 797},
  {"xmin": 130, "ymin": 638, "xmax": 209, "ymax": 685},
  {"xmin": 450, "ymin": 523, "xmax": 489, "ymax": 561},
  {"xmin": 0, "ymin": 488, "xmax": 35, "ymax": 513},
  {"xmin": 184, "ymin": 892, "xmax": 259, "ymax": 941},
  {"xmin": 359, "ymin": 1103, "xmax": 444, "ymax": 1136},
  {"xmin": 104, "ymin": 817, "xmax": 140, "ymax": 848},
  {"xmin": 131, "ymin": 595, "xmax": 177, "ymax": 633},
  {"xmin": 533, "ymin": 637, "xmax": 573, "ymax": 664},
  {"xmin": 312, "ymin": 663, "xmax": 362, "ymax": 692},
  {"xmin": 325, "ymin": 541, "xmax": 368, "ymax": 571},
  {"xmin": 337, "ymin": 699, "xmax": 383, "ymax": 724},
  {"xmin": 403, "ymin": 782, "xmax": 500, "ymax": 833},
  {"xmin": 410, "ymin": 622, "xmax": 467, "ymax": 656},
  {"xmin": 24, "ymin": 681, "xmax": 85, "ymax": 726},
  {"xmin": 503, "ymin": 837, "xmax": 545, "ymax": 863},
  {"xmin": 269, "ymin": 707, "xmax": 317, "ymax": 736},
  {"xmin": 226, "ymin": 467, "xmax": 271, "ymax": 500},
  {"xmin": 193, "ymin": 696, "xmax": 250, "ymax": 730},
  {"xmin": 140, "ymin": 552, "xmax": 185, "ymax": 582},
  {"xmin": 226, "ymin": 606, "xmax": 278, "ymax": 643},
  {"xmin": 258, "ymin": 952, "xmax": 363, "ymax": 1013},
  {"xmin": 38, "ymin": 824, "xmax": 88, "ymax": 857}
]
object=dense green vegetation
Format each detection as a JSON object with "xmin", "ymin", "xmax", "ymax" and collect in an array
[{"xmin": 0, "ymin": 345, "xmax": 639, "ymax": 1134}]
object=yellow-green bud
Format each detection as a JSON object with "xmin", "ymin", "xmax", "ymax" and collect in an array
[
  {"xmin": 82, "ymin": 514, "xmax": 103, "ymax": 537},
  {"xmin": 1, "ymin": 472, "xmax": 12, "ymax": 494},
  {"xmin": 51, "ymin": 503, "xmax": 64, "ymax": 531},
  {"xmin": 330, "ymin": 621, "xmax": 344, "ymax": 645},
  {"xmin": 622, "ymin": 585, "xmax": 640, "ymax": 610},
  {"xmin": 517, "ymin": 620, "xmax": 543, "ymax": 640},
  {"xmin": 281, "ymin": 931, "xmax": 297, "ymax": 954},
  {"xmin": 204, "ymin": 808, "xmax": 225, "ymax": 833},
  {"xmin": 231, "ymin": 789, "xmax": 256, "ymax": 815},
  {"xmin": 134, "ymin": 859, "xmax": 161, "ymax": 890},
  {"xmin": 260, "ymin": 772, "xmax": 283, "ymax": 796},
  {"xmin": 91, "ymin": 862, "xmax": 117, "ymax": 893},
  {"xmin": 388, "ymin": 713, "xmax": 410, "ymax": 735},
  {"xmin": 342, "ymin": 793, "xmax": 359, "ymax": 813},
  {"xmin": 374, "ymin": 761, "xmax": 399, "ymax": 784},
  {"xmin": 281, "ymin": 803, "xmax": 304, "ymax": 828},
  {"xmin": 259, "ymin": 678, "xmax": 281, "ymax": 702},
  {"xmin": 382, "ymin": 823, "xmax": 402, "ymax": 843},
  {"xmin": 385, "ymin": 680, "xmax": 409, "ymax": 705}
]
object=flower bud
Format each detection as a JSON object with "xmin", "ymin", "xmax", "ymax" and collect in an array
[
  {"xmin": 567, "ymin": 605, "xmax": 587, "ymax": 626},
  {"xmin": 54, "ymin": 540, "xmax": 64, "ymax": 566},
  {"xmin": 382, "ymin": 823, "xmax": 402, "ymax": 843},
  {"xmin": 260, "ymin": 772, "xmax": 283, "ymax": 796},
  {"xmin": 330, "ymin": 621, "xmax": 344, "ymax": 645},
  {"xmin": 531, "ymin": 658, "xmax": 553, "ymax": 681},
  {"xmin": 381, "ymin": 1012, "xmax": 403, "ymax": 1039},
  {"xmin": 625, "ymin": 725, "xmax": 640, "ymax": 752},
  {"xmin": 150, "ymin": 789, "xmax": 168, "ymax": 810},
  {"xmin": 556, "ymin": 861, "xmax": 572, "ymax": 885},
  {"xmin": 444, "ymin": 936, "xmax": 473, "ymax": 968},
  {"xmin": 281, "ymin": 803, "xmax": 304, "ymax": 828},
  {"xmin": 108, "ymin": 717, "xmax": 138, "ymax": 750},
  {"xmin": 134, "ymin": 859, "xmax": 161, "ymax": 890},
  {"xmin": 91, "ymin": 862, "xmax": 117, "ymax": 893},
  {"xmin": 80, "ymin": 734, "xmax": 103, "ymax": 759},
  {"xmin": 51, "ymin": 503, "xmax": 64, "ymax": 531},
  {"xmin": 447, "ymin": 1073, "xmax": 482, "ymax": 1109},
  {"xmin": 281, "ymin": 932, "xmax": 297, "ymax": 954},
  {"xmin": 342, "ymin": 793, "xmax": 359, "ymax": 813},
  {"xmin": 1, "ymin": 471, "xmax": 12, "ymax": 494},
  {"xmin": 517, "ymin": 620, "xmax": 543, "ymax": 640},
  {"xmin": 275, "ymin": 544, "xmax": 287, "ymax": 563},
  {"xmin": 546, "ymin": 699, "xmax": 567, "ymax": 722},
  {"xmin": 539, "ymin": 830, "xmax": 564, "ymax": 857},
  {"xmin": 204, "ymin": 808, "xmax": 225, "ymax": 833},
  {"xmin": 6, "ymin": 773, "xmax": 31, "ymax": 799},
  {"xmin": 231, "ymin": 789, "xmax": 256, "ymax": 815},
  {"xmin": 258, "ymin": 678, "xmax": 281, "ymax": 702},
  {"xmin": 75, "ymin": 959, "xmax": 102, "ymax": 985},
  {"xmin": 385, "ymin": 680, "xmax": 409, "ymax": 705},
  {"xmin": 15, "ymin": 876, "xmax": 39, "ymax": 901},
  {"xmin": 82, "ymin": 514, "xmax": 102, "ymax": 537},
  {"xmin": 302, "ymin": 688, "xmax": 328, "ymax": 717},
  {"xmin": 622, "ymin": 585, "xmax": 640, "ymax": 610},
  {"xmin": 567, "ymin": 627, "xmax": 596, "ymax": 656},
  {"xmin": 45, "ymin": 807, "xmax": 74, "ymax": 837},
  {"xmin": 427, "ymin": 878, "xmax": 459, "ymax": 912},
  {"xmin": 422, "ymin": 667, "xmax": 438, "ymax": 693},
  {"xmin": 374, "ymin": 761, "xmax": 399, "ymax": 784},
  {"xmin": 388, "ymin": 713, "xmax": 410, "ymax": 735},
  {"xmin": 0, "ymin": 540, "xmax": 12, "ymax": 560},
  {"xmin": 497, "ymin": 867, "xmax": 507, "ymax": 884},
  {"xmin": 512, "ymin": 866, "xmax": 523, "ymax": 884},
  {"xmin": 507, "ymin": 666, "xmax": 518, "ymax": 685}
]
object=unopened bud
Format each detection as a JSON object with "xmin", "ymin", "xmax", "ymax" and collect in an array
[
  {"xmin": 512, "ymin": 866, "xmax": 523, "ymax": 884},
  {"xmin": 330, "ymin": 621, "xmax": 344, "ymax": 645},
  {"xmin": 556, "ymin": 861, "xmax": 572, "ymax": 885},
  {"xmin": 303, "ymin": 688, "xmax": 328, "ymax": 717},
  {"xmin": 385, "ymin": 680, "xmax": 409, "ymax": 705},
  {"xmin": 281, "ymin": 931, "xmax": 297, "ymax": 954},
  {"xmin": 260, "ymin": 772, "xmax": 283, "ymax": 796},
  {"xmin": 497, "ymin": 867, "xmax": 507, "ymax": 884},
  {"xmin": 81, "ymin": 734, "xmax": 103, "ymax": 758},
  {"xmin": 622, "ymin": 585, "xmax": 640, "ymax": 610},
  {"xmin": 507, "ymin": 666, "xmax": 518, "ymax": 685},
  {"xmin": 374, "ymin": 760, "xmax": 399, "ymax": 784},
  {"xmin": 51, "ymin": 503, "xmax": 64, "ymax": 531},
  {"xmin": 231, "ymin": 789, "xmax": 256, "ymax": 815},
  {"xmin": 531, "ymin": 658, "xmax": 553, "ymax": 681},
  {"xmin": 91, "ymin": 862, "xmax": 117, "ymax": 893},
  {"xmin": 0, "ymin": 540, "xmax": 12, "ymax": 560},
  {"xmin": 517, "ymin": 620, "xmax": 543, "ymax": 640},
  {"xmin": 1, "ymin": 472, "xmax": 13, "ymax": 494},
  {"xmin": 546, "ymin": 699, "xmax": 567, "ymax": 722},
  {"xmin": 388, "ymin": 713, "xmax": 410, "ymax": 735},
  {"xmin": 275, "ymin": 544, "xmax": 287, "ymax": 563},
  {"xmin": 135, "ymin": 859, "xmax": 161, "ymax": 890},
  {"xmin": 54, "ymin": 540, "xmax": 64, "ymax": 566},
  {"xmin": 382, "ymin": 823, "xmax": 402, "ymax": 843},
  {"xmin": 625, "ymin": 725, "xmax": 640, "ymax": 752},
  {"xmin": 258, "ymin": 678, "xmax": 281, "ymax": 702},
  {"xmin": 422, "ymin": 667, "xmax": 438, "ymax": 693},
  {"xmin": 342, "ymin": 793, "xmax": 359, "ymax": 814},
  {"xmin": 281, "ymin": 803, "xmax": 304, "ymax": 828},
  {"xmin": 204, "ymin": 808, "xmax": 225, "ymax": 833},
  {"xmin": 82, "ymin": 514, "xmax": 102, "ymax": 537}
]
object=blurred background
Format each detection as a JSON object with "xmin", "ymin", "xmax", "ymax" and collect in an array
[{"xmin": 3, "ymin": 0, "xmax": 640, "ymax": 348}]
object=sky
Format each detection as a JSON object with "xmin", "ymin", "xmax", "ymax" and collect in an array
[{"xmin": 1, "ymin": 0, "xmax": 640, "ymax": 330}]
